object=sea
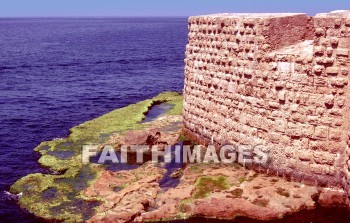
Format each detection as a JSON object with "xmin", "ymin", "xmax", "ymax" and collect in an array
[{"xmin": 0, "ymin": 18, "xmax": 187, "ymax": 223}]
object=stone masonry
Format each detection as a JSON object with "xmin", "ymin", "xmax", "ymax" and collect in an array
[{"xmin": 183, "ymin": 11, "xmax": 350, "ymax": 194}]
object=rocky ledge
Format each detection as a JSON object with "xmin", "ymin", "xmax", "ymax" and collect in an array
[{"xmin": 10, "ymin": 92, "xmax": 350, "ymax": 222}]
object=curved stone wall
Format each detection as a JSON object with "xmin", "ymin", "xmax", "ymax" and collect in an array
[{"xmin": 183, "ymin": 11, "xmax": 350, "ymax": 189}]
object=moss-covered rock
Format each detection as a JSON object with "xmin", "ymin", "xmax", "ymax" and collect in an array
[
  {"xmin": 193, "ymin": 175, "xmax": 230, "ymax": 199},
  {"xmin": 10, "ymin": 92, "xmax": 183, "ymax": 222}
]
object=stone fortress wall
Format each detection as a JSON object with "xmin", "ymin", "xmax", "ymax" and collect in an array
[{"xmin": 183, "ymin": 11, "xmax": 350, "ymax": 194}]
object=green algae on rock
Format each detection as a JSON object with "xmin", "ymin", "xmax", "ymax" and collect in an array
[
  {"xmin": 10, "ymin": 92, "xmax": 183, "ymax": 222},
  {"xmin": 193, "ymin": 175, "xmax": 230, "ymax": 199}
]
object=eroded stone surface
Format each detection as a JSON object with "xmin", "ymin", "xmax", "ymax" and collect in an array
[
  {"xmin": 183, "ymin": 11, "xmax": 350, "ymax": 196},
  {"xmin": 85, "ymin": 162, "xmax": 166, "ymax": 223},
  {"xmin": 84, "ymin": 113, "xmax": 347, "ymax": 223},
  {"xmin": 108, "ymin": 115, "xmax": 182, "ymax": 149},
  {"xmin": 139, "ymin": 163, "xmax": 322, "ymax": 222}
]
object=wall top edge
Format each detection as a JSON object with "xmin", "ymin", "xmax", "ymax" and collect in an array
[
  {"xmin": 189, "ymin": 13, "xmax": 307, "ymax": 19},
  {"xmin": 315, "ymin": 10, "xmax": 350, "ymax": 18}
]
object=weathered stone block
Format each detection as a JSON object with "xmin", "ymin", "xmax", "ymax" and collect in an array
[
  {"xmin": 314, "ymin": 77, "xmax": 327, "ymax": 86},
  {"xmin": 315, "ymin": 27, "xmax": 326, "ymax": 36},
  {"xmin": 329, "ymin": 128, "xmax": 343, "ymax": 142},
  {"xmin": 340, "ymin": 67, "xmax": 349, "ymax": 75},
  {"xmin": 310, "ymin": 163, "xmax": 326, "ymax": 175},
  {"xmin": 278, "ymin": 90, "xmax": 286, "ymax": 101},
  {"xmin": 324, "ymin": 95, "xmax": 335, "ymax": 108},
  {"xmin": 313, "ymin": 151, "xmax": 335, "ymax": 165},
  {"xmin": 268, "ymin": 101, "xmax": 280, "ymax": 109},
  {"xmin": 336, "ymin": 48, "xmax": 349, "ymax": 57},
  {"xmin": 314, "ymin": 126, "xmax": 328, "ymax": 139},
  {"xmin": 336, "ymin": 97, "xmax": 345, "ymax": 108},
  {"xmin": 299, "ymin": 150, "xmax": 313, "ymax": 161},
  {"xmin": 278, "ymin": 62, "xmax": 295, "ymax": 73},
  {"xmin": 325, "ymin": 67, "xmax": 340, "ymax": 75},
  {"xmin": 326, "ymin": 47, "xmax": 334, "ymax": 56},
  {"xmin": 313, "ymin": 65, "xmax": 324, "ymax": 74},
  {"xmin": 314, "ymin": 46, "xmax": 325, "ymax": 55},
  {"xmin": 291, "ymin": 73, "xmax": 308, "ymax": 82},
  {"xmin": 290, "ymin": 104, "xmax": 299, "ymax": 112},
  {"xmin": 339, "ymin": 37, "xmax": 350, "ymax": 48},
  {"xmin": 330, "ymin": 77, "xmax": 348, "ymax": 87}
]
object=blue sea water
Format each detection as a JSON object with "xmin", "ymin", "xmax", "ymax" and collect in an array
[{"xmin": 0, "ymin": 18, "xmax": 187, "ymax": 223}]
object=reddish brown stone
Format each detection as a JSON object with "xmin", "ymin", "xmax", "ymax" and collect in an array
[{"xmin": 183, "ymin": 11, "xmax": 350, "ymax": 191}]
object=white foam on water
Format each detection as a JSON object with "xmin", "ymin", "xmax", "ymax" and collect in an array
[{"xmin": 2, "ymin": 190, "xmax": 20, "ymax": 200}]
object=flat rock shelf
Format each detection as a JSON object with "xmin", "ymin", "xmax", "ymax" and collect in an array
[{"xmin": 9, "ymin": 92, "xmax": 350, "ymax": 223}]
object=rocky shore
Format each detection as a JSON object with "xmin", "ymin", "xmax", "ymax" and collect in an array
[{"xmin": 10, "ymin": 92, "xmax": 350, "ymax": 222}]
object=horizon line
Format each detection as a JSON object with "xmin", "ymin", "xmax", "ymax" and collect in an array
[{"xmin": 0, "ymin": 15, "xmax": 190, "ymax": 19}]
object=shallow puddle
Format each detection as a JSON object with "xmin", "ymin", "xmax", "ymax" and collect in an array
[
  {"xmin": 158, "ymin": 144, "xmax": 184, "ymax": 190},
  {"xmin": 142, "ymin": 103, "xmax": 174, "ymax": 123}
]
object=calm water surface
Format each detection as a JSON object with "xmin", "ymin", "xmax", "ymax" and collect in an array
[{"xmin": 0, "ymin": 18, "xmax": 187, "ymax": 222}]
